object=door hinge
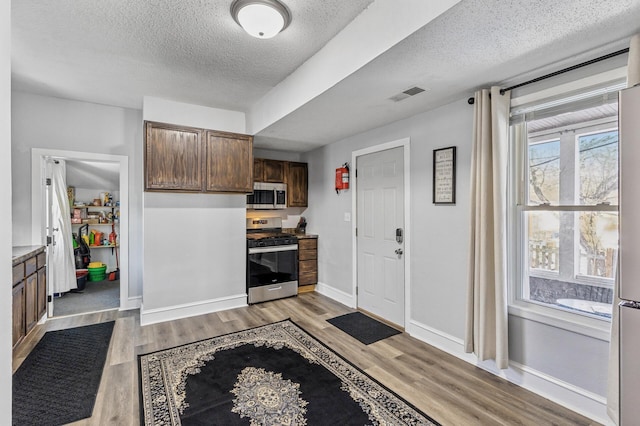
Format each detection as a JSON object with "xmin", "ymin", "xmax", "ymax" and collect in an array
[
  {"xmin": 47, "ymin": 295, "xmax": 52, "ymax": 303},
  {"xmin": 45, "ymin": 178, "xmax": 52, "ymax": 186},
  {"xmin": 356, "ymin": 287, "xmax": 358, "ymax": 295},
  {"xmin": 355, "ymin": 169, "xmax": 358, "ymax": 178},
  {"xmin": 46, "ymin": 236, "xmax": 52, "ymax": 245},
  {"xmin": 355, "ymin": 228, "xmax": 357, "ymax": 237}
]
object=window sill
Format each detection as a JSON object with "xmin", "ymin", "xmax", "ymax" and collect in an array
[
  {"xmin": 508, "ymin": 301, "xmax": 612, "ymax": 342},
  {"xmin": 528, "ymin": 271, "xmax": 614, "ymax": 289}
]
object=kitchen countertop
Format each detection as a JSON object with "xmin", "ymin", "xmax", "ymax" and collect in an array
[
  {"xmin": 283, "ymin": 229, "xmax": 317, "ymax": 239},
  {"xmin": 12, "ymin": 245, "xmax": 46, "ymax": 265},
  {"xmin": 295, "ymin": 234, "xmax": 317, "ymax": 239}
]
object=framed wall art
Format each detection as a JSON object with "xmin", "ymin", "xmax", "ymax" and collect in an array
[{"xmin": 433, "ymin": 146, "xmax": 456, "ymax": 205}]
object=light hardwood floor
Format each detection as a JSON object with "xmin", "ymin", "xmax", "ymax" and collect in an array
[{"xmin": 13, "ymin": 292, "xmax": 600, "ymax": 425}]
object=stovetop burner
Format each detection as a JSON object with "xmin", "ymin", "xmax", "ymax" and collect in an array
[
  {"xmin": 246, "ymin": 232, "xmax": 293, "ymax": 240},
  {"xmin": 246, "ymin": 217, "xmax": 298, "ymax": 247}
]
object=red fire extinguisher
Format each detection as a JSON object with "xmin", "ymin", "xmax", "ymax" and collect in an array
[{"xmin": 336, "ymin": 163, "xmax": 349, "ymax": 194}]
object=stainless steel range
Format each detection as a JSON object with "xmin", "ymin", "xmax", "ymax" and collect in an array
[{"xmin": 246, "ymin": 217, "xmax": 298, "ymax": 304}]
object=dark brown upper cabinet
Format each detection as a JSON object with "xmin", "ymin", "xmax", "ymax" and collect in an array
[
  {"xmin": 253, "ymin": 158, "xmax": 264, "ymax": 183},
  {"xmin": 286, "ymin": 161, "xmax": 308, "ymax": 207},
  {"xmin": 145, "ymin": 121, "xmax": 203, "ymax": 191},
  {"xmin": 205, "ymin": 130, "xmax": 253, "ymax": 193},
  {"xmin": 253, "ymin": 158, "xmax": 286, "ymax": 183},
  {"xmin": 145, "ymin": 121, "xmax": 253, "ymax": 193}
]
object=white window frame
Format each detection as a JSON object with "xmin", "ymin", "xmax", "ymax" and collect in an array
[{"xmin": 507, "ymin": 74, "xmax": 624, "ymax": 342}]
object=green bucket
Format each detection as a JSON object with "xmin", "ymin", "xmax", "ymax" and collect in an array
[{"xmin": 87, "ymin": 265, "xmax": 107, "ymax": 282}]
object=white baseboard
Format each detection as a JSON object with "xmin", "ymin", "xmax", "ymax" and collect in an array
[
  {"xmin": 120, "ymin": 296, "xmax": 141, "ymax": 311},
  {"xmin": 407, "ymin": 319, "xmax": 612, "ymax": 425},
  {"xmin": 140, "ymin": 294, "xmax": 247, "ymax": 326},
  {"xmin": 315, "ymin": 282, "xmax": 356, "ymax": 308}
]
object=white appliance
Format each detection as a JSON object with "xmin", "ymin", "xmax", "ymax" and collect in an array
[
  {"xmin": 246, "ymin": 182, "xmax": 287, "ymax": 209},
  {"xmin": 619, "ymin": 84, "xmax": 640, "ymax": 425}
]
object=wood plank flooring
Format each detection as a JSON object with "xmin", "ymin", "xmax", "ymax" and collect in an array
[{"xmin": 12, "ymin": 292, "xmax": 600, "ymax": 425}]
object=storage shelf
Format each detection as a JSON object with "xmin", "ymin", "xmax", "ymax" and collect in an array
[
  {"xmin": 71, "ymin": 222, "xmax": 119, "ymax": 226},
  {"xmin": 87, "ymin": 244, "xmax": 118, "ymax": 249},
  {"xmin": 72, "ymin": 205, "xmax": 118, "ymax": 209}
]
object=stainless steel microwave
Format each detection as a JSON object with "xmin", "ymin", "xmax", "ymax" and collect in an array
[{"xmin": 247, "ymin": 182, "xmax": 287, "ymax": 209}]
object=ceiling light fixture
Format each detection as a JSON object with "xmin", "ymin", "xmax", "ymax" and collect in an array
[{"xmin": 231, "ymin": 0, "xmax": 291, "ymax": 39}]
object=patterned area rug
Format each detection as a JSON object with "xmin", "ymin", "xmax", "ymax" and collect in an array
[
  {"xmin": 13, "ymin": 321, "xmax": 115, "ymax": 425},
  {"xmin": 139, "ymin": 319, "xmax": 439, "ymax": 425}
]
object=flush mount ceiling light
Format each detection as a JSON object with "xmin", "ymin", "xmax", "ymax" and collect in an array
[{"xmin": 231, "ymin": 0, "xmax": 291, "ymax": 39}]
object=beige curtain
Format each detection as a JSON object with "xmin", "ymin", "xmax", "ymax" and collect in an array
[
  {"xmin": 607, "ymin": 32, "xmax": 640, "ymax": 426},
  {"xmin": 465, "ymin": 86, "xmax": 511, "ymax": 369}
]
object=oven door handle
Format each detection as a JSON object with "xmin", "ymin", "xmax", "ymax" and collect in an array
[{"xmin": 248, "ymin": 244, "xmax": 298, "ymax": 254}]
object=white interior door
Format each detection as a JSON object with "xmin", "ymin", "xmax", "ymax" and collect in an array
[
  {"xmin": 45, "ymin": 159, "xmax": 54, "ymax": 316},
  {"xmin": 356, "ymin": 146, "xmax": 405, "ymax": 326}
]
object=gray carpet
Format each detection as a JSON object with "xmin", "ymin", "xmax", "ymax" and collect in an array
[{"xmin": 54, "ymin": 279, "xmax": 120, "ymax": 317}]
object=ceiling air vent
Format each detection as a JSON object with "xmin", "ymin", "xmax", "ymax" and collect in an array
[{"xmin": 389, "ymin": 86, "xmax": 427, "ymax": 102}]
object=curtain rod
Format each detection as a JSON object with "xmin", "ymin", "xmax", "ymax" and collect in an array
[{"xmin": 467, "ymin": 47, "xmax": 630, "ymax": 105}]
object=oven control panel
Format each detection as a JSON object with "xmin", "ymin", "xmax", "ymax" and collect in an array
[{"xmin": 247, "ymin": 236, "xmax": 298, "ymax": 248}]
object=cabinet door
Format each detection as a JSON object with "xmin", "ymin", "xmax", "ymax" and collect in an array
[
  {"xmin": 205, "ymin": 131, "xmax": 253, "ymax": 193},
  {"xmin": 299, "ymin": 260, "xmax": 318, "ymax": 285},
  {"xmin": 25, "ymin": 273, "xmax": 38, "ymax": 333},
  {"xmin": 13, "ymin": 282, "xmax": 25, "ymax": 348},
  {"xmin": 37, "ymin": 267, "xmax": 47, "ymax": 320},
  {"xmin": 287, "ymin": 162, "xmax": 308, "ymax": 207},
  {"xmin": 253, "ymin": 158, "xmax": 264, "ymax": 183},
  {"xmin": 263, "ymin": 160, "xmax": 285, "ymax": 183},
  {"xmin": 145, "ymin": 121, "xmax": 203, "ymax": 191},
  {"xmin": 13, "ymin": 264, "xmax": 24, "ymax": 286}
]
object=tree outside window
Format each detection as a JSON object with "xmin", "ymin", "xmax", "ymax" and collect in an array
[{"xmin": 520, "ymin": 115, "xmax": 618, "ymax": 319}]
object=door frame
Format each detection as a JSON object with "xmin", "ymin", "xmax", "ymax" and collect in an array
[
  {"xmin": 351, "ymin": 138, "xmax": 411, "ymax": 327},
  {"xmin": 31, "ymin": 148, "xmax": 129, "ymax": 316}
]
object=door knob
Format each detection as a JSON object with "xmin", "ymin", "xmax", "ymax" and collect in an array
[{"xmin": 395, "ymin": 248, "xmax": 403, "ymax": 258}]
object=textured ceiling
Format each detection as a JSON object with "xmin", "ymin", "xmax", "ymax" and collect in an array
[
  {"xmin": 12, "ymin": 0, "xmax": 374, "ymax": 111},
  {"xmin": 256, "ymin": 0, "xmax": 640, "ymax": 149},
  {"xmin": 11, "ymin": 0, "xmax": 640, "ymax": 153}
]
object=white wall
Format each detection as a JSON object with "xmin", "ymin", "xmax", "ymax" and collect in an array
[
  {"xmin": 11, "ymin": 92, "xmax": 144, "ymax": 299},
  {"xmin": 143, "ymin": 96, "xmax": 245, "ymax": 133},
  {"xmin": 253, "ymin": 148, "xmax": 301, "ymax": 162},
  {"xmin": 303, "ymin": 99, "xmax": 471, "ymax": 338},
  {"xmin": 141, "ymin": 98, "xmax": 248, "ymax": 325},
  {"xmin": 1, "ymin": 0, "xmax": 12, "ymax": 420},
  {"xmin": 142, "ymin": 193, "xmax": 246, "ymax": 310},
  {"xmin": 303, "ymin": 97, "xmax": 610, "ymax": 421}
]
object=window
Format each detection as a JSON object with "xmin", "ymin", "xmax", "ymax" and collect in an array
[{"xmin": 510, "ymin": 82, "xmax": 622, "ymax": 324}]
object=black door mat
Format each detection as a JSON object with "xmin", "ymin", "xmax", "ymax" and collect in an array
[
  {"xmin": 327, "ymin": 311, "xmax": 401, "ymax": 345},
  {"xmin": 13, "ymin": 321, "xmax": 115, "ymax": 425}
]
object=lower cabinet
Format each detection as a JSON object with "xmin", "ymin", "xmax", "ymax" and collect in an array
[
  {"xmin": 25, "ymin": 273, "xmax": 38, "ymax": 333},
  {"xmin": 37, "ymin": 266, "xmax": 47, "ymax": 320},
  {"xmin": 298, "ymin": 237, "xmax": 318, "ymax": 292},
  {"xmin": 12, "ymin": 282, "xmax": 25, "ymax": 349},
  {"xmin": 12, "ymin": 246, "xmax": 47, "ymax": 349}
]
